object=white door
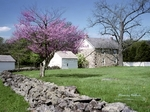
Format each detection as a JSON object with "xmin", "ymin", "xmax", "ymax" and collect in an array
[{"xmin": 62, "ymin": 59, "xmax": 77, "ymax": 69}]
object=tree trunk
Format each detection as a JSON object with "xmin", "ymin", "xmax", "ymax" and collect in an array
[
  {"xmin": 118, "ymin": 49, "xmax": 123, "ymax": 66},
  {"xmin": 118, "ymin": 21, "xmax": 124, "ymax": 66},
  {"xmin": 40, "ymin": 61, "xmax": 45, "ymax": 77},
  {"xmin": 39, "ymin": 53, "xmax": 55, "ymax": 77},
  {"xmin": 118, "ymin": 37, "xmax": 123, "ymax": 66},
  {"xmin": 17, "ymin": 56, "xmax": 20, "ymax": 70}
]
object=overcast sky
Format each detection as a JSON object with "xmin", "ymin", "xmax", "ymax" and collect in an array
[{"xmin": 0, "ymin": 0, "xmax": 150, "ymax": 40}]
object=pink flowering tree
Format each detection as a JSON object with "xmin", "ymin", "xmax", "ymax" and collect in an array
[{"xmin": 9, "ymin": 8, "xmax": 84, "ymax": 77}]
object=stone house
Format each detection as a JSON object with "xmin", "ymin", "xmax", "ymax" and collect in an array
[{"xmin": 78, "ymin": 37, "xmax": 118, "ymax": 68}]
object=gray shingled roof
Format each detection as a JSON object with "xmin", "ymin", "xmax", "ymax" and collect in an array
[
  {"xmin": 0, "ymin": 55, "xmax": 15, "ymax": 62},
  {"xmin": 56, "ymin": 51, "xmax": 77, "ymax": 59},
  {"xmin": 86, "ymin": 38, "xmax": 118, "ymax": 49}
]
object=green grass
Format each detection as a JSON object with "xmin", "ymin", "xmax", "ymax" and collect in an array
[
  {"xmin": 0, "ymin": 80, "xmax": 29, "ymax": 112},
  {"xmin": 1, "ymin": 66, "xmax": 150, "ymax": 112}
]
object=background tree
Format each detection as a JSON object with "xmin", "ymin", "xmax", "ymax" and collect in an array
[
  {"xmin": 29, "ymin": 52, "xmax": 41, "ymax": 67},
  {"xmin": 8, "ymin": 8, "xmax": 84, "ymax": 77},
  {"xmin": 0, "ymin": 37, "xmax": 4, "ymax": 54},
  {"xmin": 7, "ymin": 39, "xmax": 30, "ymax": 69},
  {"xmin": 0, "ymin": 37, "xmax": 9, "ymax": 55},
  {"xmin": 123, "ymin": 41, "xmax": 150, "ymax": 61},
  {"xmin": 135, "ymin": 41, "xmax": 150, "ymax": 61},
  {"xmin": 90, "ymin": 0, "xmax": 150, "ymax": 66},
  {"xmin": 7, "ymin": 38, "xmax": 41, "ymax": 68}
]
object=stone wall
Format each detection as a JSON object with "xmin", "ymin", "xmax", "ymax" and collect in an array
[{"xmin": 0, "ymin": 71, "xmax": 136, "ymax": 112}]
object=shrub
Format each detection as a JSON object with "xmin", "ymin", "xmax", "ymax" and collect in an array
[
  {"xmin": 47, "ymin": 66, "xmax": 60, "ymax": 70},
  {"xmin": 76, "ymin": 54, "xmax": 89, "ymax": 68}
]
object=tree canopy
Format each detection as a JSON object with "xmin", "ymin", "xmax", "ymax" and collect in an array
[
  {"xmin": 123, "ymin": 41, "xmax": 150, "ymax": 61},
  {"xmin": 8, "ymin": 8, "xmax": 84, "ymax": 77},
  {"xmin": 0, "ymin": 37, "xmax": 9, "ymax": 55}
]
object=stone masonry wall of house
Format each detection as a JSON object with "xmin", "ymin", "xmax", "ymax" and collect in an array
[
  {"xmin": 79, "ymin": 49, "xmax": 96, "ymax": 68},
  {"xmin": 0, "ymin": 71, "xmax": 136, "ymax": 112},
  {"xmin": 79, "ymin": 48, "xmax": 118, "ymax": 68},
  {"xmin": 95, "ymin": 49, "xmax": 118, "ymax": 67}
]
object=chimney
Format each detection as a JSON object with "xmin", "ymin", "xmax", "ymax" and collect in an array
[
  {"xmin": 85, "ymin": 34, "xmax": 89, "ymax": 38},
  {"xmin": 110, "ymin": 37, "xmax": 113, "ymax": 40}
]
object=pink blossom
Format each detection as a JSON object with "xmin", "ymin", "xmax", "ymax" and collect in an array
[{"xmin": 8, "ymin": 10, "xmax": 85, "ymax": 58}]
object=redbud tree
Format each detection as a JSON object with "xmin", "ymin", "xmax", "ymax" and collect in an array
[{"xmin": 10, "ymin": 8, "xmax": 84, "ymax": 77}]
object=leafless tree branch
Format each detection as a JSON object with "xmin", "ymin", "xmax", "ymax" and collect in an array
[{"xmin": 89, "ymin": 0, "xmax": 150, "ymax": 66}]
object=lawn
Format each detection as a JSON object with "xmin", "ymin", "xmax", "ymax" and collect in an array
[
  {"xmin": 1, "ymin": 66, "xmax": 150, "ymax": 112},
  {"xmin": 0, "ymin": 80, "xmax": 29, "ymax": 112}
]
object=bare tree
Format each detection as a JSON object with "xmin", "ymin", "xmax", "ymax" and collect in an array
[{"xmin": 89, "ymin": 0, "xmax": 150, "ymax": 66}]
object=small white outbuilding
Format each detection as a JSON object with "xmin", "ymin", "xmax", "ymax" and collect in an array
[
  {"xmin": 0, "ymin": 55, "xmax": 15, "ymax": 72},
  {"xmin": 48, "ymin": 51, "xmax": 78, "ymax": 69}
]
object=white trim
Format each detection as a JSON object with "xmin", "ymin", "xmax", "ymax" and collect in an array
[{"xmin": 79, "ymin": 39, "xmax": 94, "ymax": 49}]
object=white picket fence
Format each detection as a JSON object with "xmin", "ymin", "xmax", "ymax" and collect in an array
[{"xmin": 123, "ymin": 62, "xmax": 150, "ymax": 66}]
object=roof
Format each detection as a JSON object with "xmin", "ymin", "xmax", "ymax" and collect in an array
[
  {"xmin": 86, "ymin": 38, "xmax": 118, "ymax": 49},
  {"xmin": 56, "ymin": 51, "xmax": 77, "ymax": 59},
  {"xmin": 0, "ymin": 55, "xmax": 15, "ymax": 62}
]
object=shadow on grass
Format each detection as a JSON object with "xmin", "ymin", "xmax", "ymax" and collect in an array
[{"xmin": 45, "ymin": 74, "xmax": 102, "ymax": 78}]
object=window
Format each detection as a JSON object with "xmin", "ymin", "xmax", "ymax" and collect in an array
[
  {"xmin": 113, "ymin": 49, "xmax": 118, "ymax": 54},
  {"xmin": 101, "ymin": 49, "xmax": 105, "ymax": 54},
  {"xmin": 102, "ymin": 58, "xmax": 105, "ymax": 65},
  {"xmin": 113, "ymin": 57, "xmax": 118, "ymax": 64},
  {"xmin": 114, "ymin": 59, "xmax": 117, "ymax": 64}
]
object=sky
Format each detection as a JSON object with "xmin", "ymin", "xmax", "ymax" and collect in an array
[{"xmin": 0, "ymin": 0, "xmax": 150, "ymax": 40}]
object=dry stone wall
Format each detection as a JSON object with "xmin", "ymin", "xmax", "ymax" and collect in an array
[{"xmin": 0, "ymin": 71, "xmax": 136, "ymax": 112}]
